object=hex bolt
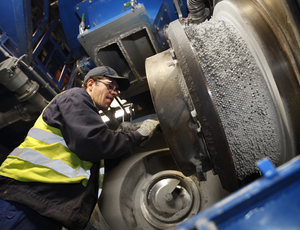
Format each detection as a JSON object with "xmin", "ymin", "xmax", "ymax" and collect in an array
[
  {"xmin": 170, "ymin": 49, "xmax": 176, "ymax": 59},
  {"xmin": 164, "ymin": 193, "xmax": 173, "ymax": 202}
]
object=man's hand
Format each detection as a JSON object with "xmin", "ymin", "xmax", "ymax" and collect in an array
[
  {"xmin": 136, "ymin": 119, "xmax": 160, "ymax": 147},
  {"xmin": 116, "ymin": 122, "xmax": 141, "ymax": 132},
  {"xmin": 136, "ymin": 119, "xmax": 159, "ymax": 136},
  {"xmin": 116, "ymin": 119, "xmax": 160, "ymax": 147}
]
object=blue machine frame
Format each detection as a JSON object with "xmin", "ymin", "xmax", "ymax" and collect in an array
[
  {"xmin": 0, "ymin": 0, "xmax": 188, "ymax": 94},
  {"xmin": 1, "ymin": 1, "xmax": 300, "ymax": 229},
  {"xmin": 59, "ymin": 0, "xmax": 188, "ymax": 59},
  {"xmin": 175, "ymin": 156, "xmax": 300, "ymax": 230},
  {"xmin": 0, "ymin": 0, "xmax": 33, "ymax": 61}
]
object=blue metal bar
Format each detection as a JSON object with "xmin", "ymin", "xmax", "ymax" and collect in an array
[
  {"xmin": 0, "ymin": 30, "xmax": 9, "ymax": 46},
  {"xmin": 0, "ymin": 27, "xmax": 19, "ymax": 58},
  {"xmin": 32, "ymin": 16, "xmax": 59, "ymax": 61},
  {"xmin": 50, "ymin": 61, "xmax": 60, "ymax": 77},
  {"xmin": 32, "ymin": 15, "xmax": 43, "ymax": 32},
  {"xmin": 57, "ymin": 52, "xmax": 73, "ymax": 89},
  {"xmin": 66, "ymin": 64, "xmax": 75, "ymax": 90},
  {"xmin": 57, "ymin": 65, "xmax": 67, "ymax": 89},
  {"xmin": 32, "ymin": 0, "xmax": 50, "ymax": 46},
  {"xmin": 43, "ymin": 47, "xmax": 56, "ymax": 67},
  {"xmin": 49, "ymin": 37, "xmax": 68, "ymax": 61},
  {"xmin": 33, "ymin": 59, "xmax": 58, "ymax": 84}
]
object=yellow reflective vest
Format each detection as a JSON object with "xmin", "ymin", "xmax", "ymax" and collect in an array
[{"xmin": 0, "ymin": 111, "xmax": 93, "ymax": 187}]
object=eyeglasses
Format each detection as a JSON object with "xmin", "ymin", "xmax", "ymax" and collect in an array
[{"xmin": 97, "ymin": 79, "xmax": 120, "ymax": 94}]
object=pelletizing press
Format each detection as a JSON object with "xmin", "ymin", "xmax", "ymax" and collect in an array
[{"xmin": 0, "ymin": 0, "xmax": 300, "ymax": 229}]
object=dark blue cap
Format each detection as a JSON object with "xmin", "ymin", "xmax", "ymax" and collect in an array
[{"xmin": 84, "ymin": 66, "xmax": 130, "ymax": 91}]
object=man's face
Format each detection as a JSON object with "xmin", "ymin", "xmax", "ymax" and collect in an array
[{"xmin": 86, "ymin": 77, "xmax": 119, "ymax": 111}]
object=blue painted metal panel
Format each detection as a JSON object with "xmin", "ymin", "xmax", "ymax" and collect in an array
[
  {"xmin": 0, "ymin": 0, "xmax": 33, "ymax": 62},
  {"xmin": 175, "ymin": 156, "xmax": 300, "ymax": 230},
  {"xmin": 75, "ymin": 0, "xmax": 163, "ymax": 28},
  {"xmin": 58, "ymin": 0, "xmax": 82, "ymax": 58},
  {"xmin": 0, "ymin": 27, "xmax": 19, "ymax": 59},
  {"xmin": 58, "ymin": 0, "xmax": 187, "ymax": 58}
]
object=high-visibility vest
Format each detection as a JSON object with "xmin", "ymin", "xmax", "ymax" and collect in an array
[{"xmin": 0, "ymin": 111, "xmax": 93, "ymax": 187}]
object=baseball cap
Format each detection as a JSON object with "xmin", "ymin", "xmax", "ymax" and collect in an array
[{"xmin": 84, "ymin": 66, "xmax": 130, "ymax": 91}]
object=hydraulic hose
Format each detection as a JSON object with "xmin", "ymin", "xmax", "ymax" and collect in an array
[{"xmin": 187, "ymin": 0, "xmax": 209, "ymax": 23}]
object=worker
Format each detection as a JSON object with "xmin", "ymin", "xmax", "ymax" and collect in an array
[{"xmin": 0, "ymin": 66, "xmax": 159, "ymax": 230}]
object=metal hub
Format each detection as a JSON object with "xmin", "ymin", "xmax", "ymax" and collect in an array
[
  {"xmin": 99, "ymin": 148, "xmax": 229, "ymax": 230},
  {"xmin": 140, "ymin": 171, "xmax": 200, "ymax": 229}
]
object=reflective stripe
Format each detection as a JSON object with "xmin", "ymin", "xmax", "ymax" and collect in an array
[
  {"xmin": 28, "ymin": 128, "xmax": 67, "ymax": 148},
  {"xmin": 11, "ymin": 148, "xmax": 91, "ymax": 180}
]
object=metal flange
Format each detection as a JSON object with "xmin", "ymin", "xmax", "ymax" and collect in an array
[{"xmin": 166, "ymin": 19, "xmax": 238, "ymax": 192}]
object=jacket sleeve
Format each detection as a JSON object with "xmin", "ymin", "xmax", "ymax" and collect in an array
[{"xmin": 43, "ymin": 88, "xmax": 143, "ymax": 163}]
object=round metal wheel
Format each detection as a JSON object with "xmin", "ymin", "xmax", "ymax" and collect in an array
[
  {"xmin": 146, "ymin": 0, "xmax": 300, "ymax": 192},
  {"xmin": 140, "ymin": 170, "xmax": 200, "ymax": 229},
  {"xmin": 98, "ymin": 148, "xmax": 228, "ymax": 230}
]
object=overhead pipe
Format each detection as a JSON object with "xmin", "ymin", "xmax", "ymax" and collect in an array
[
  {"xmin": 0, "ymin": 107, "xmax": 23, "ymax": 129},
  {"xmin": 0, "ymin": 46, "xmax": 57, "ymax": 96},
  {"xmin": 0, "ymin": 102, "xmax": 41, "ymax": 129},
  {"xmin": 173, "ymin": 0, "xmax": 183, "ymax": 22},
  {"xmin": 0, "ymin": 51, "xmax": 50, "ymax": 129},
  {"xmin": 187, "ymin": 0, "xmax": 209, "ymax": 23},
  {"xmin": 131, "ymin": 0, "xmax": 137, "ymax": 9}
]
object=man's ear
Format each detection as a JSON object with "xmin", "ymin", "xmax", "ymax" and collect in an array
[{"xmin": 87, "ymin": 79, "xmax": 95, "ymax": 90}]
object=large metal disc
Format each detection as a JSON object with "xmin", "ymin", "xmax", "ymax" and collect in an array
[
  {"xmin": 98, "ymin": 145, "xmax": 228, "ymax": 230},
  {"xmin": 146, "ymin": 0, "xmax": 300, "ymax": 192}
]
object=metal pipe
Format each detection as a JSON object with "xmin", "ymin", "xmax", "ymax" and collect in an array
[
  {"xmin": 0, "ymin": 109, "xmax": 23, "ymax": 129},
  {"xmin": 32, "ymin": 16, "xmax": 59, "ymax": 61},
  {"xmin": 0, "ymin": 54, "xmax": 50, "ymax": 129},
  {"xmin": 0, "ymin": 45, "xmax": 11, "ymax": 58},
  {"xmin": 0, "ymin": 46, "xmax": 57, "ymax": 97},
  {"xmin": 131, "ymin": 0, "xmax": 137, "ymax": 9},
  {"xmin": 14, "ymin": 80, "xmax": 49, "ymax": 112},
  {"xmin": 0, "ymin": 100, "xmax": 46, "ymax": 130},
  {"xmin": 187, "ymin": 0, "xmax": 209, "ymax": 23},
  {"xmin": 173, "ymin": 0, "xmax": 183, "ymax": 22},
  {"xmin": 25, "ymin": 63, "xmax": 58, "ymax": 97}
]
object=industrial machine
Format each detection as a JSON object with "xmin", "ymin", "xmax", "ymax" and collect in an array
[{"xmin": 0, "ymin": 0, "xmax": 299, "ymax": 229}]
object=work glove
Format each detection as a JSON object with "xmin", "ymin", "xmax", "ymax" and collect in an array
[
  {"xmin": 137, "ymin": 119, "xmax": 159, "ymax": 136},
  {"xmin": 136, "ymin": 119, "xmax": 160, "ymax": 147},
  {"xmin": 116, "ymin": 122, "xmax": 141, "ymax": 132}
]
